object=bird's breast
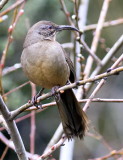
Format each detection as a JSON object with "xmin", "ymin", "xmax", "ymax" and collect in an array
[{"xmin": 21, "ymin": 41, "xmax": 70, "ymax": 88}]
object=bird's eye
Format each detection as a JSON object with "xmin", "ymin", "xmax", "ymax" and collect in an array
[{"xmin": 48, "ymin": 26, "xmax": 53, "ymax": 29}]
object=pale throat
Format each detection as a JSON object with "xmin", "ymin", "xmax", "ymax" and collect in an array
[{"xmin": 44, "ymin": 32, "xmax": 56, "ymax": 41}]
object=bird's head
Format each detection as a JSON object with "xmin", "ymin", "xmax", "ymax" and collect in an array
[
  {"xmin": 24, "ymin": 21, "xmax": 80, "ymax": 47},
  {"xmin": 34, "ymin": 21, "xmax": 79, "ymax": 38}
]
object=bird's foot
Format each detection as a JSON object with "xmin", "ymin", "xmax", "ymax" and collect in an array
[
  {"xmin": 31, "ymin": 88, "xmax": 44, "ymax": 109},
  {"xmin": 51, "ymin": 86, "xmax": 60, "ymax": 102}
]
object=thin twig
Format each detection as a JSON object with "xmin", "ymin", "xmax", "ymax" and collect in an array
[
  {"xmin": 30, "ymin": 82, "xmax": 36, "ymax": 156},
  {"xmin": 0, "ymin": 0, "xmax": 26, "ymax": 17},
  {"xmin": 26, "ymin": 98, "xmax": 123, "ymax": 111},
  {"xmin": 59, "ymin": 0, "xmax": 101, "ymax": 66},
  {"xmin": 83, "ymin": 80, "xmax": 105, "ymax": 111},
  {"xmin": 0, "ymin": 132, "xmax": 40, "ymax": 159},
  {"xmin": 0, "ymin": 3, "xmax": 25, "ymax": 96},
  {"xmin": 0, "ymin": 0, "xmax": 9, "ymax": 10},
  {"xmin": 3, "ymin": 81, "xmax": 30, "ymax": 97},
  {"xmin": 89, "ymin": 149, "xmax": 123, "ymax": 160},
  {"xmin": 43, "ymin": 124, "xmax": 63, "ymax": 155},
  {"xmin": 2, "ymin": 63, "xmax": 21, "ymax": 76},
  {"xmin": 0, "ymin": 145, "xmax": 9, "ymax": 160},
  {"xmin": 84, "ymin": 18, "xmax": 123, "ymax": 32},
  {"xmin": 87, "ymin": 34, "xmax": 123, "ymax": 94},
  {"xmin": 77, "ymin": 37, "xmax": 102, "ymax": 66},
  {"xmin": 59, "ymin": 0, "xmax": 74, "ymax": 26},
  {"xmin": 87, "ymin": 131, "xmax": 113, "ymax": 151},
  {"xmin": 38, "ymin": 134, "xmax": 67, "ymax": 160},
  {"xmin": 83, "ymin": 53, "xmax": 123, "ymax": 111}
]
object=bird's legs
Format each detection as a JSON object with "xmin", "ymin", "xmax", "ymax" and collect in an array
[
  {"xmin": 51, "ymin": 86, "xmax": 61, "ymax": 102},
  {"xmin": 31, "ymin": 88, "xmax": 45, "ymax": 108}
]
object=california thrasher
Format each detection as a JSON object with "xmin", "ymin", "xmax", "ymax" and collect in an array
[{"xmin": 21, "ymin": 21, "xmax": 87, "ymax": 139}]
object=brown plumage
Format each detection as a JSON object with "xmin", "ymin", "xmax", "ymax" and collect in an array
[{"xmin": 21, "ymin": 21, "xmax": 88, "ymax": 139}]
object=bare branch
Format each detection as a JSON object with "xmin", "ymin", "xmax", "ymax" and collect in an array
[
  {"xmin": 27, "ymin": 98, "xmax": 123, "ymax": 111},
  {"xmin": 10, "ymin": 66, "xmax": 123, "ymax": 120},
  {"xmin": 84, "ymin": 0, "xmax": 111, "ymax": 79},
  {"xmin": 84, "ymin": 18, "xmax": 123, "ymax": 32},
  {"xmin": 38, "ymin": 134, "xmax": 67, "ymax": 160},
  {"xmin": 0, "ymin": 96, "xmax": 28, "ymax": 160},
  {"xmin": 30, "ymin": 82, "xmax": 36, "ymax": 155},
  {"xmin": 59, "ymin": 0, "xmax": 101, "ymax": 66},
  {"xmin": 0, "ymin": 132, "xmax": 40, "ymax": 159},
  {"xmin": 83, "ymin": 53, "xmax": 123, "ymax": 111},
  {"xmin": 3, "ymin": 81, "xmax": 29, "ymax": 97},
  {"xmin": 0, "ymin": 0, "xmax": 9, "ymax": 10},
  {"xmin": 2, "ymin": 63, "xmax": 21, "ymax": 76},
  {"xmin": 90, "ymin": 34, "xmax": 123, "ymax": 80},
  {"xmin": 0, "ymin": 0, "xmax": 26, "ymax": 17},
  {"xmin": 43, "ymin": 124, "xmax": 63, "ymax": 154},
  {"xmin": 89, "ymin": 149, "xmax": 123, "ymax": 160}
]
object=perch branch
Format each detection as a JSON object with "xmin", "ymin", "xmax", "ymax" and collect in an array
[{"xmin": 10, "ymin": 66, "xmax": 123, "ymax": 120}]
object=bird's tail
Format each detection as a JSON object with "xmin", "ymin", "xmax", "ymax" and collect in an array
[{"xmin": 55, "ymin": 88, "xmax": 88, "ymax": 139}]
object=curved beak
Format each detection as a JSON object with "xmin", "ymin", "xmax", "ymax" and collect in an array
[{"xmin": 56, "ymin": 25, "xmax": 80, "ymax": 33}]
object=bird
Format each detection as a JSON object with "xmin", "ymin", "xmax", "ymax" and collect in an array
[{"xmin": 21, "ymin": 20, "xmax": 88, "ymax": 139}]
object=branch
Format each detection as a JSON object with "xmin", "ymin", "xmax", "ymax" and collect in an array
[
  {"xmin": 59, "ymin": 0, "xmax": 101, "ymax": 66},
  {"xmin": 38, "ymin": 134, "xmax": 67, "ymax": 160},
  {"xmin": 26, "ymin": 98, "xmax": 123, "ymax": 111},
  {"xmin": 0, "ymin": 132, "xmax": 40, "ymax": 159},
  {"xmin": 3, "ymin": 81, "xmax": 29, "ymax": 97},
  {"xmin": 0, "ymin": 96, "xmax": 28, "ymax": 160},
  {"xmin": 0, "ymin": 2, "xmax": 25, "ymax": 95},
  {"xmin": 43, "ymin": 124, "xmax": 63, "ymax": 154},
  {"xmin": 10, "ymin": 66, "xmax": 123, "ymax": 120},
  {"xmin": 83, "ymin": 53, "xmax": 123, "ymax": 111},
  {"xmin": 84, "ymin": 0, "xmax": 111, "ymax": 79},
  {"xmin": 84, "ymin": 18, "xmax": 123, "ymax": 32},
  {"xmin": 30, "ymin": 82, "xmax": 36, "ymax": 155},
  {"xmin": 88, "ymin": 34, "xmax": 123, "ymax": 90},
  {"xmin": 59, "ymin": 0, "xmax": 74, "ymax": 26},
  {"xmin": 2, "ymin": 63, "xmax": 21, "ymax": 76},
  {"xmin": 77, "ymin": 37, "xmax": 102, "ymax": 66},
  {"xmin": 89, "ymin": 149, "xmax": 123, "ymax": 160},
  {"xmin": 0, "ymin": 0, "xmax": 26, "ymax": 17},
  {"xmin": 0, "ymin": 0, "xmax": 9, "ymax": 10}
]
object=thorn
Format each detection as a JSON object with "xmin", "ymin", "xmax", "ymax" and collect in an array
[{"xmin": 107, "ymin": 68, "xmax": 112, "ymax": 72}]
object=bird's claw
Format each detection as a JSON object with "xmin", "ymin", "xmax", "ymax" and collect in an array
[
  {"xmin": 31, "ymin": 95, "xmax": 42, "ymax": 109},
  {"xmin": 51, "ymin": 86, "xmax": 60, "ymax": 102},
  {"xmin": 30, "ymin": 88, "xmax": 45, "ymax": 109}
]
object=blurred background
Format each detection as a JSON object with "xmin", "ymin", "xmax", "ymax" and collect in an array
[{"xmin": 0, "ymin": 0, "xmax": 123, "ymax": 159}]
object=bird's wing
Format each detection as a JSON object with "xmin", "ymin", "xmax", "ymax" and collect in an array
[{"xmin": 62, "ymin": 47, "xmax": 76, "ymax": 83}]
